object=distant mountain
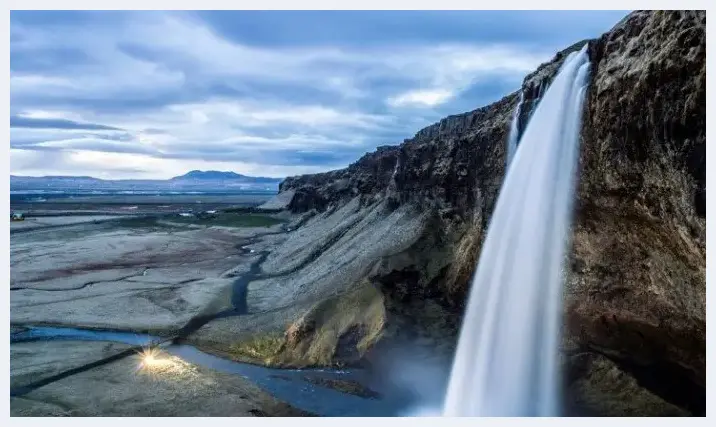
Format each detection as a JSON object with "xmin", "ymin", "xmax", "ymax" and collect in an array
[
  {"xmin": 10, "ymin": 171, "xmax": 283, "ymax": 193},
  {"xmin": 173, "ymin": 170, "xmax": 246, "ymax": 180},
  {"xmin": 170, "ymin": 170, "xmax": 281, "ymax": 184}
]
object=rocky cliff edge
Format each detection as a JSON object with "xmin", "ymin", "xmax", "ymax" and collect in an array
[{"xmin": 195, "ymin": 11, "xmax": 705, "ymax": 416}]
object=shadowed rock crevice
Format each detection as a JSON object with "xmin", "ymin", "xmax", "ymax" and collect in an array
[{"xmin": 563, "ymin": 351, "xmax": 693, "ymax": 417}]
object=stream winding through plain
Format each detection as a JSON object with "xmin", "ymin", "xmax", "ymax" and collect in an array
[{"xmin": 10, "ymin": 223, "xmax": 423, "ymax": 416}]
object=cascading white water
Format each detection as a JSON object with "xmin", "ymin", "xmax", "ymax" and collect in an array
[
  {"xmin": 442, "ymin": 45, "xmax": 591, "ymax": 417},
  {"xmin": 506, "ymin": 91, "xmax": 523, "ymax": 167}
]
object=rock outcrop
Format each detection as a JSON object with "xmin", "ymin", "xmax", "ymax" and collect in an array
[
  {"xmin": 256, "ymin": 10, "xmax": 706, "ymax": 416},
  {"xmin": 566, "ymin": 10, "xmax": 706, "ymax": 416}
]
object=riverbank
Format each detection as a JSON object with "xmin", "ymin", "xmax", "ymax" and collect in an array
[
  {"xmin": 10, "ymin": 209, "xmax": 435, "ymax": 416},
  {"xmin": 9, "ymin": 210, "xmax": 307, "ymax": 416},
  {"xmin": 9, "ymin": 326, "xmax": 408, "ymax": 416},
  {"xmin": 10, "ymin": 337, "xmax": 312, "ymax": 417}
]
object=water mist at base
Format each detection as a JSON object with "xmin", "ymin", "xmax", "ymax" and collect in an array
[{"xmin": 442, "ymin": 45, "xmax": 591, "ymax": 417}]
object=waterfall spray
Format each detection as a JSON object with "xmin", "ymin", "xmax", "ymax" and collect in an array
[{"xmin": 443, "ymin": 45, "xmax": 591, "ymax": 417}]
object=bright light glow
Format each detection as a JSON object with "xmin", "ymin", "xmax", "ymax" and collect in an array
[
  {"xmin": 135, "ymin": 346, "xmax": 195, "ymax": 378},
  {"xmin": 143, "ymin": 352, "xmax": 156, "ymax": 366}
]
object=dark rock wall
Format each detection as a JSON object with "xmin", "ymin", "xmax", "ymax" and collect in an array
[
  {"xmin": 565, "ymin": 10, "xmax": 706, "ymax": 415},
  {"xmin": 280, "ymin": 146, "xmax": 400, "ymax": 212}
]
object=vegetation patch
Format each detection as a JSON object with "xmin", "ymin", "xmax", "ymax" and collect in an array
[
  {"xmin": 222, "ymin": 282, "xmax": 386, "ymax": 369},
  {"xmin": 280, "ymin": 281, "xmax": 387, "ymax": 367},
  {"xmin": 228, "ymin": 333, "xmax": 285, "ymax": 365}
]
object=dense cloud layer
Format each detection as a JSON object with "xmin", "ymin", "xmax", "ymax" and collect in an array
[{"xmin": 10, "ymin": 10, "xmax": 628, "ymax": 179}]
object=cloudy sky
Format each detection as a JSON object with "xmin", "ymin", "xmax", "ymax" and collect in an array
[{"xmin": 11, "ymin": 10, "xmax": 629, "ymax": 179}]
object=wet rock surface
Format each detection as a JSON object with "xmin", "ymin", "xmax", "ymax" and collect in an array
[
  {"xmin": 564, "ymin": 351, "xmax": 690, "ymax": 416},
  {"xmin": 566, "ymin": 10, "xmax": 706, "ymax": 415},
  {"xmin": 302, "ymin": 376, "xmax": 382, "ymax": 400}
]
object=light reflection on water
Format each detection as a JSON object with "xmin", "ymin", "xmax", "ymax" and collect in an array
[{"xmin": 11, "ymin": 326, "xmax": 431, "ymax": 417}]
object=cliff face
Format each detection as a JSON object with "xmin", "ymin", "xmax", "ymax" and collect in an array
[
  {"xmin": 567, "ymin": 10, "xmax": 706, "ymax": 415},
  {"xmin": 275, "ymin": 10, "xmax": 705, "ymax": 415},
  {"xmin": 280, "ymin": 146, "xmax": 401, "ymax": 212}
]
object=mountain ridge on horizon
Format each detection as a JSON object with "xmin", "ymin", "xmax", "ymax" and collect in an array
[
  {"xmin": 10, "ymin": 169, "xmax": 284, "ymax": 182},
  {"xmin": 10, "ymin": 170, "xmax": 284, "ymax": 192}
]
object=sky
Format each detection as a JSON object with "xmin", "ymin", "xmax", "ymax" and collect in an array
[{"xmin": 10, "ymin": 10, "xmax": 630, "ymax": 179}]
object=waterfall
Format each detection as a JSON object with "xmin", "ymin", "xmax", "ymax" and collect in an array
[
  {"xmin": 506, "ymin": 91, "xmax": 524, "ymax": 167},
  {"xmin": 442, "ymin": 45, "xmax": 591, "ymax": 417}
]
